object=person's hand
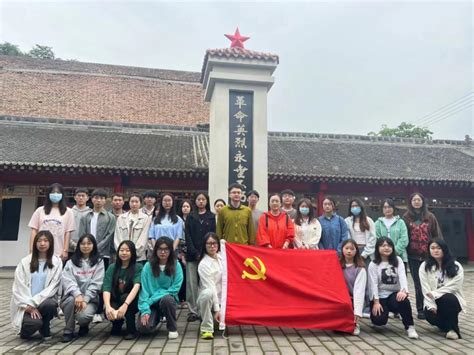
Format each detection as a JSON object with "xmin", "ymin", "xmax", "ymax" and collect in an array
[
  {"xmin": 141, "ymin": 314, "xmax": 150, "ymax": 326},
  {"xmin": 282, "ymin": 242, "xmax": 289, "ymax": 249},
  {"xmin": 428, "ymin": 307, "xmax": 437, "ymax": 315},
  {"xmin": 372, "ymin": 302, "xmax": 383, "ymax": 316},
  {"xmin": 61, "ymin": 250, "xmax": 69, "ymax": 261},
  {"xmin": 214, "ymin": 311, "xmax": 221, "ymax": 322},
  {"xmin": 396, "ymin": 290, "xmax": 408, "ymax": 302},
  {"xmin": 105, "ymin": 305, "xmax": 116, "ymax": 321},
  {"xmin": 25, "ymin": 305, "xmax": 42, "ymax": 319},
  {"xmin": 75, "ymin": 295, "xmax": 84, "ymax": 312},
  {"xmin": 426, "ymin": 292, "xmax": 434, "ymax": 300},
  {"xmin": 354, "ymin": 315, "xmax": 360, "ymax": 323},
  {"xmin": 117, "ymin": 304, "xmax": 128, "ymax": 319}
]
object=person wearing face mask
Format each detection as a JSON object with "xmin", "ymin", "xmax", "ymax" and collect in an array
[
  {"xmin": 293, "ymin": 198, "xmax": 321, "ymax": 249},
  {"xmin": 344, "ymin": 198, "xmax": 376, "ymax": 266},
  {"xmin": 29, "ymin": 183, "xmax": 76, "ymax": 262}
]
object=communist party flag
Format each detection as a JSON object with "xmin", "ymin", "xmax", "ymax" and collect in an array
[{"xmin": 220, "ymin": 241, "xmax": 355, "ymax": 333}]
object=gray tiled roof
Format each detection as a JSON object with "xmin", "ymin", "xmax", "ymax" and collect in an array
[{"xmin": 0, "ymin": 117, "xmax": 472, "ymax": 185}]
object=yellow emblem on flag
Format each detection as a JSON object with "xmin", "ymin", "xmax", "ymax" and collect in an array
[{"xmin": 241, "ymin": 256, "xmax": 267, "ymax": 280}]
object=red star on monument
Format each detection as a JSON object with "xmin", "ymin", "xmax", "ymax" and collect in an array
[{"xmin": 225, "ymin": 27, "xmax": 250, "ymax": 49}]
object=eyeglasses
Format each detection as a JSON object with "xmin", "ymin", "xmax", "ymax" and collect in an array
[
  {"xmin": 158, "ymin": 248, "xmax": 170, "ymax": 253},
  {"xmin": 206, "ymin": 242, "xmax": 218, "ymax": 247}
]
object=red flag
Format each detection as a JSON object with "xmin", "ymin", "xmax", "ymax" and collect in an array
[{"xmin": 221, "ymin": 241, "xmax": 355, "ymax": 333}]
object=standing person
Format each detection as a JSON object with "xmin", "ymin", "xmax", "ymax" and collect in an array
[
  {"xmin": 29, "ymin": 182, "xmax": 75, "ymax": 262},
  {"xmin": 185, "ymin": 192, "xmax": 216, "ymax": 322},
  {"xmin": 318, "ymin": 197, "xmax": 348, "ymax": 255},
  {"xmin": 213, "ymin": 199, "xmax": 226, "ymax": 223},
  {"xmin": 142, "ymin": 191, "xmax": 158, "ymax": 216},
  {"xmin": 281, "ymin": 189, "xmax": 297, "ymax": 220},
  {"xmin": 368, "ymin": 237, "xmax": 418, "ymax": 339},
  {"xmin": 216, "ymin": 183, "xmax": 255, "ymax": 245},
  {"xmin": 103, "ymin": 240, "xmax": 143, "ymax": 340},
  {"xmin": 177, "ymin": 199, "xmax": 193, "ymax": 309},
  {"xmin": 60, "ymin": 234, "xmax": 105, "ymax": 342},
  {"xmin": 111, "ymin": 193, "xmax": 125, "ymax": 218},
  {"xmin": 374, "ymin": 198, "xmax": 409, "ymax": 270},
  {"xmin": 293, "ymin": 198, "xmax": 321, "ymax": 249},
  {"xmin": 256, "ymin": 193, "xmax": 295, "ymax": 249},
  {"xmin": 339, "ymin": 239, "xmax": 367, "ymax": 336},
  {"xmin": 419, "ymin": 239, "xmax": 465, "ymax": 340},
  {"xmin": 403, "ymin": 192, "xmax": 443, "ymax": 320},
  {"xmin": 114, "ymin": 193, "xmax": 152, "ymax": 264},
  {"xmin": 148, "ymin": 193, "xmax": 184, "ymax": 251},
  {"xmin": 345, "ymin": 198, "xmax": 376, "ymax": 265},
  {"xmin": 138, "ymin": 237, "xmax": 183, "ymax": 339},
  {"xmin": 247, "ymin": 190, "xmax": 263, "ymax": 233},
  {"xmin": 69, "ymin": 188, "xmax": 91, "ymax": 257},
  {"xmin": 196, "ymin": 233, "xmax": 222, "ymax": 340},
  {"xmin": 11, "ymin": 231, "xmax": 62, "ymax": 340}
]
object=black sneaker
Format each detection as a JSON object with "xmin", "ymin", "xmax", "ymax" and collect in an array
[
  {"xmin": 124, "ymin": 332, "xmax": 138, "ymax": 340},
  {"xmin": 20, "ymin": 331, "xmax": 31, "ymax": 340},
  {"xmin": 78, "ymin": 325, "xmax": 89, "ymax": 337},
  {"xmin": 417, "ymin": 313, "xmax": 426, "ymax": 320},
  {"xmin": 61, "ymin": 333, "xmax": 74, "ymax": 343}
]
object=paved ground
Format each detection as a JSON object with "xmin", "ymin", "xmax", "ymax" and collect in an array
[{"xmin": 0, "ymin": 268, "xmax": 472, "ymax": 355}]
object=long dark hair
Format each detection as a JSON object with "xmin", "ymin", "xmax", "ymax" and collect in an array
[
  {"xmin": 339, "ymin": 239, "xmax": 365, "ymax": 269},
  {"xmin": 178, "ymin": 199, "xmax": 193, "ymax": 220},
  {"xmin": 150, "ymin": 237, "xmax": 176, "ymax": 277},
  {"xmin": 194, "ymin": 191, "xmax": 211, "ymax": 214},
  {"xmin": 71, "ymin": 234, "xmax": 101, "ymax": 267},
  {"xmin": 373, "ymin": 237, "xmax": 398, "ymax": 267},
  {"xmin": 112, "ymin": 240, "xmax": 137, "ymax": 299},
  {"xmin": 43, "ymin": 183, "xmax": 67, "ymax": 215},
  {"xmin": 154, "ymin": 193, "xmax": 178, "ymax": 224},
  {"xmin": 30, "ymin": 230, "xmax": 55, "ymax": 273},
  {"xmin": 348, "ymin": 198, "xmax": 370, "ymax": 232},
  {"xmin": 424, "ymin": 239, "xmax": 459, "ymax": 278},
  {"xmin": 294, "ymin": 198, "xmax": 316, "ymax": 226},
  {"xmin": 198, "ymin": 232, "xmax": 220, "ymax": 263},
  {"xmin": 405, "ymin": 192, "xmax": 429, "ymax": 221}
]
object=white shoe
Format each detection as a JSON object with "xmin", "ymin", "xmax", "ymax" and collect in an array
[
  {"xmin": 352, "ymin": 323, "xmax": 361, "ymax": 336},
  {"xmin": 57, "ymin": 308, "xmax": 64, "ymax": 318},
  {"xmin": 92, "ymin": 314, "xmax": 104, "ymax": 323},
  {"xmin": 168, "ymin": 331, "xmax": 179, "ymax": 339},
  {"xmin": 446, "ymin": 330, "xmax": 459, "ymax": 340},
  {"xmin": 407, "ymin": 326, "xmax": 419, "ymax": 339},
  {"xmin": 362, "ymin": 312, "xmax": 370, "ymax": 319}
]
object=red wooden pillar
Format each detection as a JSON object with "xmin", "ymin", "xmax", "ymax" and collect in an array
[
  {"xmin": 317, "ymin": 182, "xmax": 328, "ymax": 215},
  {"xmin": 114, "ymin": 180, "xmax": 123, "ymax": 193},
  {"xmin": 465, "ymin": 210, "xmax": 474, "ymax": 262}
]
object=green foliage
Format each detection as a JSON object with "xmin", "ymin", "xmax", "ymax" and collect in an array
[
  {"xmin": 28, "ymin": 44, "xmax": 55, "ymax": 59},
  {"xmin": 0, "ymin": 42, "xmax": 25, "ymax": 56},
  {"xmin": 368, "ymin": 122, "xmax": 433, "ymax": 139}
]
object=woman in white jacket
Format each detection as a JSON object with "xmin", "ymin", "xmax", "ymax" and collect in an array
[
  {"xmin": 11, "ymin": 231, "xmax": 62, "ymax": 339},
  {"xmin": 293, "ymin": 198, "xmax": 321, "ymax": 249},
  {"xmin": 419, "ymin": 239, "xmax": 465, "ymax": 340}
]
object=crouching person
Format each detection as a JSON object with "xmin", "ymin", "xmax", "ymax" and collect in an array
[
  {"xmin": 61, "ymin": 234, "xmax": 104, "ymax": 342},
  {"xmin": 11, "ymin": 231, "xmax": 62, "ymax": 340},
  {"xmin": 137, "ymin": 237, "xmax": 183, "ymax": 339},
  {"xmin": 103, "ymin": 240, "xmax": 142, "ymax": 340},
  {"xmin": 197, "ymin": 232, "xmax": 223, "ymax": 340}
]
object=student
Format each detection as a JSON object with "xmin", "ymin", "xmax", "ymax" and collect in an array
[
  {"xmin": 111, "ymin": 193, "xmax": 125, "ymax": 217},
  {"xmin": 368, "ymin": 237, "xmax": 418, "ymax": 339},
  {"xmin": 103, "ymin": 240, "xmax": 142, "ymax": 340},
  {"xmin": 339, "ymin": 239, "xmax": 367, "ymax": 336},
  {"xmin": 29, "ymin": 182, "xmax": 75, "ymax": 261},
  {"xmin": 196, "ymin": 233, "xmax": 222, "ymax": 340},
  {"xmin": 11, "ymin": 231, "xmax": 62, "ymax": 340},
  {"xmin": 293, "ymin": 198, "xmax": 321, "ymax": 249},
  {"xmin": 185, "ymin": 192, "xmax": 216, "ymax": 322},
  {"xmin": 61, "ymin": 234, "xmax": 105, "ymax": 342},
  {"xmin": 403, "ymin": 192, "xmax": 442, "ymax": 320},
  {"xmin": 177, "ymin": 199, "xmax": 193, "ymax": 308},
  {"xmin": 281, "ymin": 189, "xmax": 297, "ymax": 220},
  {"xmin": 138, "ymin": 237, "xmax": 183, "ymax": 339},
  {"xmin": 318, "ymin": 197, "xmax": 348, "ymax": 255},
  {"xmin": 148, "ymin": 193, "xmax": 184, "ymax": 251},
  {"xmin": 114, "ymin": 193, "xmax": 152, "ymax": 263},
  {"xmin": 247, "ymin": 190, "xmax": 263, "ymax": 232},
  {"xmin": 213, "ymin": 199, "xmax": 226, "ymax": 215},
  {"xmin": 216, "ymin": 183, "xmax": 255, "ymax": 245},
  {"xmin": 374, "ymin": 198, "xmax": 409, "ymax": 270},
  {"xmin": 69, "ymin": 188, "xmax": 91, "ymax": 257},
  {"xmin": 345, "ymin": 198, "xmax": 376, "ymax": 265},
  {"xmin": 142, "ymin": 191, "xmax": 158, "ymax": 216},
  {"xmin": 257, "ymin": 193, "xmax": 295, "ymax": 249},
  {"xmin": 419, "ymin": 239, "xmax": 465, "ymax": 340}
]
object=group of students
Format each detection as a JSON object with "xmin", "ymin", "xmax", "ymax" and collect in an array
[{"xmin": 10, "ymin": 182, "xmax": 466, "ymax": 342}]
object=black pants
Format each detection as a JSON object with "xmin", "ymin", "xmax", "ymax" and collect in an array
[
  {"xmin": 408, "ymin": 258, "xmax": 424, "ymax": 314},
  {"xmin": 424, "ymin": 293, "xmax": 462, "ymax": 338},
  {"xmin": 137, "ymin": 295, "xmax": 177, "ymax": 333},
  {"xmin": 178, "ymin": 259, "xmax": 186, "ymax": 303},
  {"xmin": 106, "ymin": 295, "xmax": 138, "ymax": 334},
  {"xmin": 21, "ymin": 298, "xmax": 57, "ymax": 338},
  {"xmin": 370, "ymin": 292, "xmax": 414, "ymax": 329}
]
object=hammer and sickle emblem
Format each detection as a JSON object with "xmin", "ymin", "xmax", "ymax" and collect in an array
[{"xmin": 241, "ymin": 256, "xmax": 267, "ymax": 280}]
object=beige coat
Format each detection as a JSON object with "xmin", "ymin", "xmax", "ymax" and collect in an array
[{"xmin": 114, "ymin": 210, "xmax": 152, "ymax": 261}]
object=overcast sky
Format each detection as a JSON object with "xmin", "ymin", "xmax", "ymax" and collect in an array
[{"xmin": 1, "ymin": 0, "xmax": 472, "ymax": 140}]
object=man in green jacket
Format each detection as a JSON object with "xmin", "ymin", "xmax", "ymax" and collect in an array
[{"xmin": 216, "ymin": 183, "xmax": 255, "ymax": 245}]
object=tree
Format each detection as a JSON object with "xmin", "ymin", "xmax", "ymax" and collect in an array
[
  {"xmin": 28, "ymin": 44, "xmax": 55, "ymax": 59},
  {"xmin": 368, "ymin": 122, "xmax": 433, "ymax": 139},
  {"xmin": 0, "ymin": 42, "xmax": 24, "ymax": 56}
]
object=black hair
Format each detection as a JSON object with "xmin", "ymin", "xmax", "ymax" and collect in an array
[
  {"xmin": 112, "ymin": 240, "xmax": 137, "ymax": 299},
  {"xmin": 280, "ymin": 189, "xmax": 295, "ymax": 196},
  {"xmin": 339, "ymin": 239, "xmax": 365, "ymax": 269},
  {"xmin": 143, "ymin": 190, "xmax": 158, "ymax": 199},
  {"xmin": 154, "ymin": 192, "xmax": 178, "ymax": 224},
  {"xmin": 198, "ymin": 232, "xmax": 220, "ymax": 263},
  {"xmin": 178, "ymin": 199, "xmax": 193, "ymax": 220},
  {"xmin": 71, "ymin": 233, "xmax": 101, "ymax": 267},
  {"xmin": 74, "ymin": 187, "xmax": 89, "ymax": 196},
  {"xmin": 91, "ymin": 189, "xmax": 108, "ymax": 198},
  {"xmin": 44, "ymin": 183, "xmax": 67, "ymax": 215},
  {"xmin": 246, "ymin": 190, "xmax": 260, "ymax": 198},
  {"xmin": 30, "ymin": 230, "xmax": 55, "ymax": 273},
  {"xmin": 228, "ymin": 183, "xmax": 243, "ymax": 193},
  {"xmin": 150, "ymin": 237, "xmax": 176, "ymax": 277},
  {"xmin": 111, "ymin": 192, "xmax": 125, "ymax": 199},
  {"xmin": 194, "ymin": 191, "xmax": 211, "ymax": 213},
  {"xmin": 322, "ymin": 196, "xmax": 337, "ymax": 210},
  {"xmin": 373, "ymin": 237, "xmax": 398, "ymax": 267},
  {"xmin": 382, "ymin": 198, "xmax": 396, "ymax": 211},
  {"xmin": 294, "ymin": 198, "xmax": 316, "ymax": 226},
  {"xmin": 406, "ymin": 192, "xmax": 429, "ymax": 220},
  {"xmin": 425, "ymin": 239, "xmax": 459, "ymax": 278},
  {"xmin": 348, "ymin": 198, "xmax": 370, "ymax": 232},
  {"xmin": 214, "ymin": 199, "xmax": 226, "ymax": 207},
  {"xmin": 268, "ymin": 192, "xmax": 282, "ymax": 209},
  {"xmin": 129, "ymin": 193, "xmax": 143, "ymax": 203}
]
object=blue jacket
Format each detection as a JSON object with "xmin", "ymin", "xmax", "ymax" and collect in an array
[{"xmin": 318, "ymin": 213, "xmax": 348, "ymax": 254}]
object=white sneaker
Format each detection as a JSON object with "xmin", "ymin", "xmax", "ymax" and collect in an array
[
  {"xmin": 168, "ymin": 331, "xmax": 179, "ymax": 339},
  {"xmin": 352, "ymin": 323, "xmax": 361, "ymax": 336},
  {"xmin": 446, "ymin": 330, "xmax": 459, "ymax": 340},
  {"xmin": 57, "ymin": 308, "xmax": 64, "ymax": 318},
  {"xmin": 407, "ymin": 326, "xmax": 419, "ymax": 339},
  {"xmin": 362, "ymin": 312, "xmax": 370, "ymax": 319},
  {"xmin": 92, "ymin": 314, "xmax": 104, "ymax": 323}
]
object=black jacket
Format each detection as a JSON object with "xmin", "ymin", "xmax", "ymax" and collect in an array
[{"xmin": 185, "ymin": 210, "xmax": 216, "ymax": 261}]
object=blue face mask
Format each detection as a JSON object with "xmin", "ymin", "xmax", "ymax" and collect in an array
[
  {"xmin": 49, "ymin": 192, "xmax": 63, "ymax": 204},
  {"xmin": 351, "ymin": 207, "xmax": 361, "ymax": 216},
  {"xmin": 299, "ymin": 207, "xmax": 310, "ymax": 215}
]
